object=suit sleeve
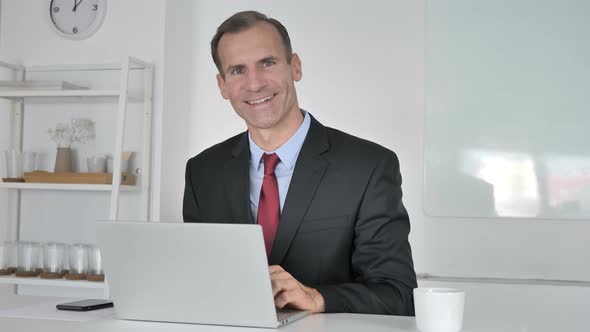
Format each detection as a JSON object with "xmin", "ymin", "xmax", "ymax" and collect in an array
[
  {"xmin": 315, "ymin": 151, "xmax": 417, "ymax": 315},
  {"xmin": 183, "ymin": 158, "xmax": 201, "ymax": 223}
]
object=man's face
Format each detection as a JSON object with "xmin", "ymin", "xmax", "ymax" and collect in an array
[{"xmin": 216, "ymin": 22, "xmax": 302, "ymax": 132}]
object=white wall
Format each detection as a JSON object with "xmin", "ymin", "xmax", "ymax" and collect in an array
[{"xmin": 159, "ymin": 0, "xmax": 195, "ymax": 223}]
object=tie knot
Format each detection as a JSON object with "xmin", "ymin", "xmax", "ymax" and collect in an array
[{"xmin": 262, "ymin": 153, "xmax": 280, "ymax": 175}]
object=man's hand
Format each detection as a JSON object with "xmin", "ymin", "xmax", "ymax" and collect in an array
[{"xmin": 269, "ymin": 265, "xmax": 325, "ymax": 313}]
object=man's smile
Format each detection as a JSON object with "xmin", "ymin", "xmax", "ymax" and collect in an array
[{"xmin": 245, "ymin": 94, "xmax": 276, "ymax": 105}]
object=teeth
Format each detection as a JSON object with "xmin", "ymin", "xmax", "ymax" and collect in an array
[{"xmin": 247, "ymin": 95, "xmax": 273, "ymax": 105}]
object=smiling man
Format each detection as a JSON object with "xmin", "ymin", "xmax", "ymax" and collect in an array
[{"xmin": 183, "ymin": 11, "xmax": 417, "ymax": 315}]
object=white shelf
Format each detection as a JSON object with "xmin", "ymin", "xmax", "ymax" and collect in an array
[
  {"xmin": 0, "ymin": 275, "xmax": 104, "ymax": 289},
  {"xmin": 0, "ymin": 182, "xmax": 137, "ymax": 191},
  {"xmin": 28, "ymin": 62, "xmax": 151, "ymax": 72},
  {"xmin": 0, "ymin": 89, "xmax": 145, "ymax": 102},
  {"xmin": 0, "ymin": 89, "xmax": 120, "ymax": 98}
]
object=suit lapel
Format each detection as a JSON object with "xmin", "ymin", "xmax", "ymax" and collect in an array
[
  {"xmin": 223, "ymin": 133, "xmax": 254, "ymax": 224},
  {"xmin": 269, "ymin": 115, "xmax": 329, "ymax": 265}
]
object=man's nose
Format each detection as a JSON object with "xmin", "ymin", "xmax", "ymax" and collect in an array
[{"xmin": 245, "ymin": 70, "xmax": 265, "ymax": 91}]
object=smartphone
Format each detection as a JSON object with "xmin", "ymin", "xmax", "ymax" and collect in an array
[{"xmin": 56, "ymin": 299, "xmax": 114, "ymax": 311}]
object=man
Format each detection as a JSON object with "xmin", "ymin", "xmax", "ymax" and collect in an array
[{"xmin": 183, "ymin": 10, "xmax": 416, "ymax": 315}]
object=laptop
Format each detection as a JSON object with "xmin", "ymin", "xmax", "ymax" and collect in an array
[{"xmin": 96, "ymin": 221, "xmax": 310, "ymax": 328}]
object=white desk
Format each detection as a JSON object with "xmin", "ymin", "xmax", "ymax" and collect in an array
[
  {"xmin": 2, "ymin": 280, "xmax": 589, "ymax": 331},
  {"xmin": 1, "ymin": 297, "xmax": 417, "ymax": 332}
]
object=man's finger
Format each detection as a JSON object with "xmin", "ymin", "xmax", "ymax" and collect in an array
[
  {"xmin": 269, "ymin": 265, "xmax": 284, "ymax": 274},
  {"xmin": 271, "ymin": 278, "xmax": 298, "ymax": 296},
  {"xmin": 269, "ymin": 270, "xmax": 293, "ymax": 281},
  {"xmin": 274, "ymin": 289, "xmax": 304, "ymax": 309}
]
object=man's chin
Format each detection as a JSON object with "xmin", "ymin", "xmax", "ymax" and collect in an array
[
  {"xmin": 246, "ymin": 121, "xmax": 278, "ymax": 131},
  {"xmin": 240, "ymin": 113, "xmax": 280, "ymax": 131}
]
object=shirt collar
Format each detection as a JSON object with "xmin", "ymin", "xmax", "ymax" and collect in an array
[{"xmin": 249, "ymin": 110, "xmax": 311, "ymax": 171}]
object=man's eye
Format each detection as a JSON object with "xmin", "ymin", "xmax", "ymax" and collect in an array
[
  {"xmin": 262, "ymin": 60, "xmax": 275, "ymax": 67},
  {"xmin": 231, "ymin": 67, "xmax": 244, "ymax": 75}
]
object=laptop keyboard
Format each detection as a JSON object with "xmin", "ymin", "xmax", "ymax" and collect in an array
[{"xmin": 276, "ymin": 308, "xmax": 302, "ymax": 322}]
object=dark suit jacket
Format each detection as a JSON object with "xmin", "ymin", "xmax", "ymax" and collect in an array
[{"xmin": 183, "ymin": 114, "xmax": 417, "ymax": 315}]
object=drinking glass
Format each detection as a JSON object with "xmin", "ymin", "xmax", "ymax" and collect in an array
[
  {"xmin": 0, "ymin": 242, "xmax": 9, "ymax": 274},
  {"xmin": 87, "ymin": 245, "xmax": 103, "ymax": 275},
  {"xmin": 43, "ymin": 242, "xmax": 66, "ymax": 273},
  {"xmin": 17, "ymin": 241, "xmax": 42, "ymax": 273},
  {"xmin": 4, "ymin": 150, "xmax": 24, "ymax": 178},
  {"xmin": 68, "ymin": 243, "xmax": 88, "ymax": 275}
]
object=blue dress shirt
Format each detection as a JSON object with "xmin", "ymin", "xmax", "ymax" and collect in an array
[{"xmin": 249, "ymin": 111, "xmax": 311, "ymax": 222}]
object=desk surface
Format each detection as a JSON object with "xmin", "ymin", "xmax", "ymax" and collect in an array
[
  {"xmin": 2, "ymin": 280, "xmax": 590, "ymax": 332},
  {"xmin": 0, "ymin": 296, "xmax": 418, "ymax": 332}
]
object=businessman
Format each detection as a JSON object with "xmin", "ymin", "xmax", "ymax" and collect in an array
[{"xmin": 183, "ymin": 10, "xmax": 417, "ymax": 315}]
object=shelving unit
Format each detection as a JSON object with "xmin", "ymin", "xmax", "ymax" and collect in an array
[{"xmin": 0, "ymin": 57, "xmax": 154, "ymax": 297}]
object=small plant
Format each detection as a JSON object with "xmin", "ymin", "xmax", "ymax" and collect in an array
[{"xmin": 48, "ymin": 118, "xmax": 96, "ymax": 147}]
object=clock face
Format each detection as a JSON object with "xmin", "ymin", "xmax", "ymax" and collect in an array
[{"xmin": 49, "ymin": 0, "xmax": 107, "ymax": 40}]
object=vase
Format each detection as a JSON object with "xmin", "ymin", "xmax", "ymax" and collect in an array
[{"xmin": 54, "ymin": 147, "xmax": 72, "ymax": 173}]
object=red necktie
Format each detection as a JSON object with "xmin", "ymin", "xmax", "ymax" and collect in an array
[{"xmin": 258, "ymin": 153, "xmax": 280, "ymax": 257}]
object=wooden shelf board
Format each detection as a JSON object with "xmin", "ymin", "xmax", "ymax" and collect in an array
[
  {"xmin": 0, "ymin": 89, "xmax": 144, "ymax": 102},
  {"xmin": 0, "ymin": 89, "xmax": 120, "ymax": 97},
  {"xmin": 0, "ymin": 182, "xmax": 137, "ymax": 191},
  {"xmin": 0, "ymin": 275, "xmax": 104, "ymax": 289}
]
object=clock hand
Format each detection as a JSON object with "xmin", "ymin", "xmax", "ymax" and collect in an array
[{"xmin": 73, "ymin": 0, "xmax": 84, "ymax": 12}]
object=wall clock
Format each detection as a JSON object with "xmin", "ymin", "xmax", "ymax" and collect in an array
[{"xmin": 49, "ymin": 0, "xmax": 107, "ymax": 40}]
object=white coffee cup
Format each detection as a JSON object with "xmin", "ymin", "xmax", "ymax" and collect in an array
[
  {"xmin": 107, "ymin": 158, "xmax": 128, "ymax": 174},
  {"xmin": 414, "ymin": 288, "xmax": 465, "ymax": 332},
  {"xmin": 22, "ymin": 152, "xmax": 38, "ymax": 173},
  {"xmin": 87, "ymin": 155, "xmax": 106, "ymax": 173}
]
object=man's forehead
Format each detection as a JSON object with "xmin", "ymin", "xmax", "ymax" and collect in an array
[
  {"xmin": 217, "ymin": 22, "xmax": 285, "ymax": 63},
  {"xmin": 220, "ymin": 21, "xmax": 280, "ymax": 42}
]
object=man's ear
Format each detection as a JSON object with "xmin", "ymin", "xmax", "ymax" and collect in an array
[
  {"xmin": 291, "ymin": 53, "xmax": 303, "ymax": 82},
  {"xmin": 217, "ymin": 73, "xmax": 229, "ymax": 99}
]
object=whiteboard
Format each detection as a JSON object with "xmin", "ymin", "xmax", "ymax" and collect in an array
[{"xmin": 424, "ymin": 0, "xmax": 590, "ymax": 219}]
